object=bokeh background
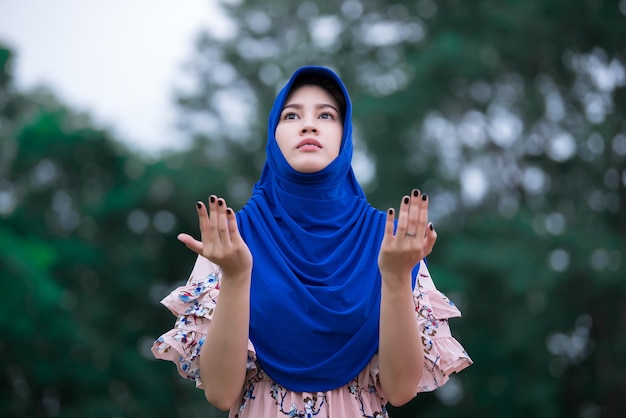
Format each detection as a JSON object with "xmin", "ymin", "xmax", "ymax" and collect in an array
[{"xmin": 1, "ymin": 1, "xmax": 625, "ymax": 417}]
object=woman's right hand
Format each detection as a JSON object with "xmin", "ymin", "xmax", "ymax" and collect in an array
[{"xmin": 177, "ymin": 195, "xmax": 252, "ymax": 279}]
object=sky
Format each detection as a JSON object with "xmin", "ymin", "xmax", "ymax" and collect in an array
[{"xmin": 0, "ymin": 0, "xmax": 226, "ymax": 155}]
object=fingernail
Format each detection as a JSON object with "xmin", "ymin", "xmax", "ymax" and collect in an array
[
  {"xmin": 226, "ymin": 208, "xmax": 232, "ymax": 215},
  {"xmin": 218, "ymin": 199, "xmax": 223, "ymax": 207},
  {"xmin": 422, "ymin": 194, "xmax": 428, "ymax": 201},
  {"xmin": 412, "ymin": 189, "xmax": 419, "ymax": 197},
  {"xmin": 196, "ymin": 201, "xmax": 202, "ymax": 209},
  {"xmin": 388, "ymin": 208, "xmax": 393, "ymax": 215},
  {"xmin": 403, "ymin": 196, "xmax": 409, "ymax": 204},
  {"xmin": 210, "ymin": 196, "xmax": 216, "ymax": 203},
  {"xmin": 429, "ymin": 223, "xmax": 434, "ymax": 231}
]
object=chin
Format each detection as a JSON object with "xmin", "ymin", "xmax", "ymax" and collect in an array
[{"xmin": 293, "ymin": 162, "xmax": 331, "ymax": 173}]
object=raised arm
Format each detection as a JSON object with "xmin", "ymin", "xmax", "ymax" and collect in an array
[
  {"xmin": 377, "ymin": 189, "xmax": 437, "ymax": 406},
  {"xmin": 177, "ymin": 195, "xmax": 252, "ymax": 411}
]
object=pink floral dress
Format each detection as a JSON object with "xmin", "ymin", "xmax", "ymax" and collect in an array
[{"xmin": 152, "ymin": 256, "xmax": 472, "ymax": 417}]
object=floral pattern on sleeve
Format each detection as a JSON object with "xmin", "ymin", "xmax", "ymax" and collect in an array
[
  {"xmin": 412, "ymin": 262, "xmax": 472, "ymax": 392},
  {"xmin": 151, "ymin": 255, "xmax": 256, "ymax": 389}
]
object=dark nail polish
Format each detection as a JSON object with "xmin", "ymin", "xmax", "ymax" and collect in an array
[
  {"xmin": 412, "ymin": 189, "xmax": 419, "ymax": 197},
  {"xmin": 429, "ymin": 223, "xmax": 434, "ymax": 231},
  {"xmin": 422, "ymin": 194, "xmax": 428, "ymax": 201},
  {"xmin": 210, "ymin": 196, "xmax": 216, "ymax": 203},
  {"xmin": 226, "ymin": 208, "xmax": 232, "ymax": 215},
  {"xmin": 218, "ymin": 199, "xmax": 223, "ymax": 206},
  {"xmin": 403, "ymin": 196, "xmax": 409, "ymax": 204},
  {"xmin": 388, "ymin": 208, "xmax": 393, "ymax": 215},
  {"xmin": 196, "ymin": 202, "xmax": 202, "ymax": 209}
]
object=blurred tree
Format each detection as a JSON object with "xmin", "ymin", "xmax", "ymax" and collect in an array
[{"xmin": 0, "ymin": 44, "xmax": 224, "ymax": 417}]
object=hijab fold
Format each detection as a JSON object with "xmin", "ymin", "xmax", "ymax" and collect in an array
[{"xmin": 236, "ymin": 66, "xmax": 418, "ymax": 392}]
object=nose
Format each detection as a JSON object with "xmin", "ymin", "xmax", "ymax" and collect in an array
[{"xmin": 300, "ymin": 117, "xmax": 318, "ymax": 134}]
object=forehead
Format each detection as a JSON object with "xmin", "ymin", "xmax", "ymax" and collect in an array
[{"xmin": 284, "ymin": 84, "xmax": 338, "ymax": 105}]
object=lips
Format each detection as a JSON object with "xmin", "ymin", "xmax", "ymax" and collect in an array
[{"xmin": 297, "ymin": 138, "xmax": 322, "ymax": 149}]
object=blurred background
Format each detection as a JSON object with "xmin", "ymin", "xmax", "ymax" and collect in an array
[{"xmin": 1, "ymin": 0, "xmax": 625, "ymax": 417}]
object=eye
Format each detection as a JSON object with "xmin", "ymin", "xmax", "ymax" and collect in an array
[
  {"xmin": 319, "ymin": 112, "xmax": 334, "ymax": 120},
  {"xmin": 282, "ymin": 112, "xmax": 298, "ymax": 120}
]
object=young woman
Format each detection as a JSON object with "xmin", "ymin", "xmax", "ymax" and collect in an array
[{"xmin": 153, "ymin": 66, "xmax": 471, "ymax": 417}]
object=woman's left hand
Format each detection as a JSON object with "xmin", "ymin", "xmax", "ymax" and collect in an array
[{"xmin": 377, "ymin": 189, "xmax": 437, "ymax": 284}]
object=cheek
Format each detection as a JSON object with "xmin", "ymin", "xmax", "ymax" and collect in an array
[
  {"xmin": 274, "ymin": 126, "xmax": 289, "ymax": 153},
  {"xmin": 332, "ymin": 128, "xmax": 344, "ymax": 156}
]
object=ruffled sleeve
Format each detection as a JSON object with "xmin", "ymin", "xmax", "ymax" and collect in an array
[
  {"xmin": 151, "ymin": 255, "xmax": 256, "ymax": 389},
  {"xmin": 413, "ymin": 261, "xmax": 472, "ymax": 393}
]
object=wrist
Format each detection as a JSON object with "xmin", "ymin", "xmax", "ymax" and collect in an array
[
  {"xmin": 220, "ymin": 268, "xmax": 252, "ymax": 287},
  {"xmin": 380, "ymin": 272, "xmax": 413, "ymax": 296}
]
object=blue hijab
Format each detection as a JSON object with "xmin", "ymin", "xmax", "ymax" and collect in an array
[{"xmin": 236, "ymin": 66, "xmax": 418, "ymax": 392}]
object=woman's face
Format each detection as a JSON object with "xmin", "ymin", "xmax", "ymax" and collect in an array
[{"xmin": 275, "ymin": 84, "xmax": 343, "ymax": 173}]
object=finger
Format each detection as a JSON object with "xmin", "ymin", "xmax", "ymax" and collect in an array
[
  {"xmin": 177, "ymin": 233, "xmax": 203, "ymax": 255},
  {"xmin": 406, "ymin": 189, "xmax": 421, "ymax": 236},
  {"xmin": 216, "ymin": 198, "xmax": 229, "ymax": 244},
  {"xmin": 382, "ymin": 208, "xmax": 395, "ymax": 244},
  {"xmin": 397, "ymin": 195, "xmax": 410, "ymax": 239},
  {"xmin": 226, "ymin": 207, "xmax": 242, "ymax": 240},
  {"xmin": 197, "ymin": 200, "xmax": 211, "ymax": 245},
  {"xmin": 423, "ymin": 222, "xmax": 437, "ymax": 256},
  {"xmin": 207, "ymin": 195, "xmax": 219, "ymax": 244},
  {"xmin": 415, "ymin": 193, "xmax": 429, "ymax": 241}
]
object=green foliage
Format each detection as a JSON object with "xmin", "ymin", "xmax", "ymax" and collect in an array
[
  {"xmin": 0, "ymin": 44, "xmax": 214, "ymax": 417},
  {"xmin": 1, "ymin": 0, "xmax": 625, "ymax": 416}
]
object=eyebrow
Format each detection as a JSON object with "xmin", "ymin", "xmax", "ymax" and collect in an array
[{"xmin": 281, "ymin": 103, "xmax": 340, "ymax": 114}]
